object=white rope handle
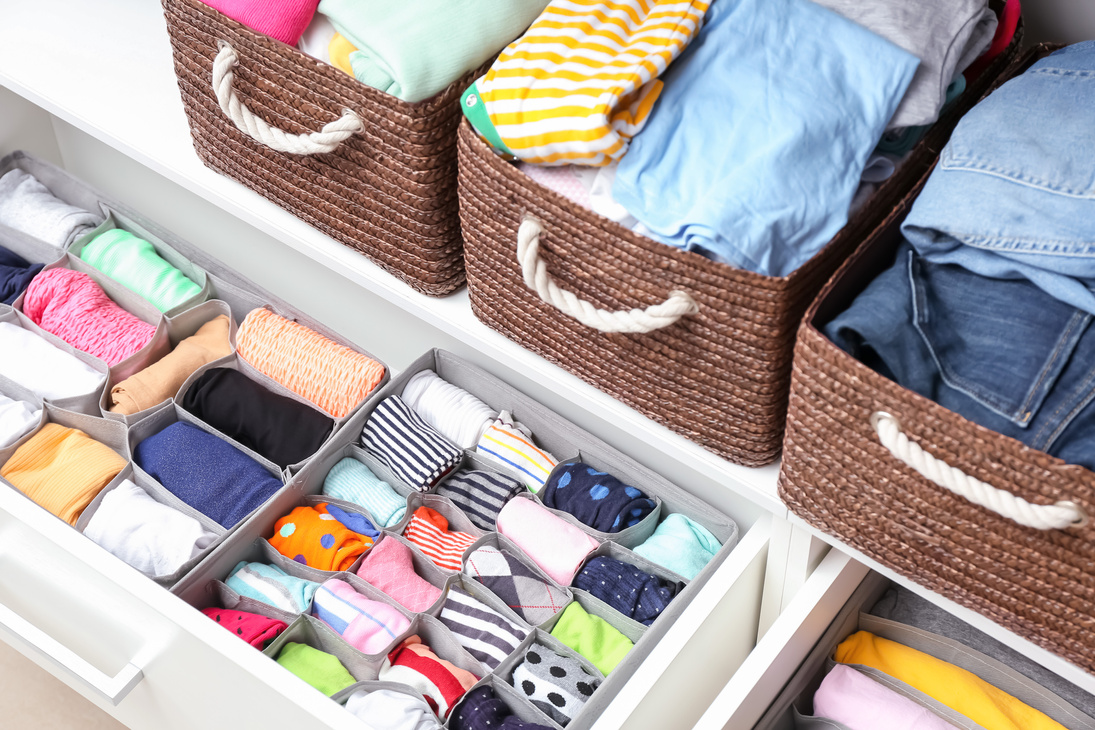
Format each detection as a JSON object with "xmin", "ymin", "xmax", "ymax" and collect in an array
[
  {"xmin": 212, "ymin": 42, "xmax": 363, "ymax": 155},
  {"xmin": 516, "ymin": 216, "xmax": 698, "ymax": 333},
  {"xmin": 871, "ymin": 411, "xmax": 1089, "ymax": 530}
]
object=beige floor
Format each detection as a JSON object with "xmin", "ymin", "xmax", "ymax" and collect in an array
[{"xmin": 0, "ymin": 639, "xmax": 128, "ymax": 729}]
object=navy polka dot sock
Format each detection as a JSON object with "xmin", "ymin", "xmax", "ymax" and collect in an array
[
  {"xmin": 573, "ymin": 556, "xmax": 684, "ymax": 625},
  {"xmin": 540, "ymin": 462, "xmax": 656, "ymax": 533},
  {"xmin": 512, "ymin": 643, "xmax": 600, "ymax": 726}
]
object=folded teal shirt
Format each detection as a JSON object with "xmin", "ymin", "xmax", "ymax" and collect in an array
[
  {"xmin": 80, "ymin": 228, "xmax": 203, "ymax": 312},
  {"xmin": 632, "ymin": 513, "xmax": 721, "ymax": 581}
]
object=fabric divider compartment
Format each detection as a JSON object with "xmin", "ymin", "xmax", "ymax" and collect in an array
[
  {"xmin": 0, "ymin": 373, "xmax": 46, "ymax": 452},
  {"xmin": 261, "ymin": 614, "xmax": 383, "ymax": 683},
  {"xmin": 394, "ymin": 492, "xmax": 487, "ymax": 568},
  {"xmin": 197, "ymin": 579, "xmax": 300, "ymax": 626},
  {"xmin": 451, "ymin": 671, "xmax": 569, "ymax": 730},
  {"xmin": 315, "ymin": 569, "xmax": 419, "ymax": 630},
  {"xmin": 571, "ymin": 541, "xmax": 689, "ymax": 628},
  {"xmin": 442, "ymin": 572, "xmax": 533, "ymax": 643},
  {"xmin": 0, "ymin": 224, "xmax": 66, "ymax": 269},
  {"xmin": 494, "ymin": 626, "xmax": 605, "ymax": 690},
  {"xmin": 542, "ymin": 590, "xmax": 646, "ymax": 645},
  {"xmin": 330, "ymin": 679, "xmax": 435, "ymax": 710},
  {"xmin": 463, "ymin": 532, "xmax": 575, "ymax": 630},
  {"xmin": 0, "ymin": 151, "xmax": 106, "ymax": 247}
]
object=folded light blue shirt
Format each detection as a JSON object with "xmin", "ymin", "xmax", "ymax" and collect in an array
[{"xmin": 613, "ymin": 0, "xmax": 918, "ymax": 278}]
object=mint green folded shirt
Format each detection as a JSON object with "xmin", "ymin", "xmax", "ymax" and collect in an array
[
  {"xmin": 80, "ymin": 229, "xmax": 203, "ymax": 313},
  {"xmin": 276, "ymin": 642, "xmax": 357, "ymax": 696},
  {"xmin": 632, "ymin": 513, "xmax": 722, "ymax": 581},
  {"xmin": 318, "ymin": 0, "xmax": 551, "ymax": 103}
]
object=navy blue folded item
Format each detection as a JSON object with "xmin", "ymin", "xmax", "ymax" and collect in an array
[
  {"xmin": 540, "ymin": 462, "xmax": 655, "ymax": 533},
  {"xmin": 323, "ymin": 502, "xmax": 380, "ymax": 540},
  {"xmin": 450, "ymin": 685, "xmax": 553, "ymax": 730},
  {"xmin": 573, "ymin": 556, "xmax": 683, "ymax": 626},
  {"xmin": 0, "ymin": 244, "xmax": 43, "ymax": 305},
  {"xmin": 134, "ymin": 420, "xmax": 282, "ymax": 528}
]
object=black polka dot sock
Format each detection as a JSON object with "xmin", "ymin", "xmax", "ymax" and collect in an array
[{"xmin": 512, "ymin": 643, "xmax": 600, "ymax": 726}]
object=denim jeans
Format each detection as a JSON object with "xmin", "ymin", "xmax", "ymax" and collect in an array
[{"xmin": 826, "ymin": 242, "xmax": 1095, "ymax": 471}]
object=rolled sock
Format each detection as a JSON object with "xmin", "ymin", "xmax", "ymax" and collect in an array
[
  {"xmin": 812, "ymin": 664, "xmax": 958, "ymax": 730},
  {"xmin": 322, "ymin": 457, "xmax": 407, "ymax": 527},
  {"xmin": 226, "ymin": 561, "xmax": 319, "ymax": 613},
  {"xmin": 323, "ymin": 502, "xmax": 380, "ymax": 540},
  {"xmin": 181, "ymin": 367, "xmax": 333, "ymax": 468},
  {"xmin": 357, "ymin": 537, "xmax": 442, "ymax": 612},
  {"xmin": 512, "ymin": 644, "xmax": 600, "ymax": 726},
  {"xmin": 275, "ymin": 642, "xmax": 357, "ymax": 697},
  {"xmin": 450, "ymin": 685, "xmax": 554, "ymax": 730},
  {"xmin": 0, "ymin": 321, "xmax": 105, "ymax": 401},
  {"xmin": 549, "ymin": 602, "xmax": 632, "ymax": 676},
  {"xmin": 0, "ymin": 422, "xmax": 125, "ymax": 526},
  {"xmin": 463, "ymin": 546, "xmax": 569, "ymax": 625},
  {"xmin": 476, "ymin": 412, "xmax": 557, "ymax": 492},
  {"xmin": 439, "ymin": 585, "xmax": 529, "ymax": 671},
  {"xmin": 269, "ymin": 503, "xmax": 374, "ymax": 572},
  {"xmin": 631, "ymin": 513, "xmax": 721, "ymax": 581},
  {"xmin": 0, "ymin": 169, "xmax": 101, "ymax": 247},
  {"xmin": 435, "ymin": 468, "xmax": 525, "ymax": 532},
  {"xmin": 573, "ymin": 557, "xmax": 682, "ymax": 626},
  {"xmin": 109, "ymin": 315, "xmax": 232, "ymax": 415},
  {"xmin": 344, "ymin": 688, "xmax": 442, "ymax": 730},
  {"xmin": 400, "ymin": 370, "xmax": 496, "ymax": 449},
  {"xmin": 402, "ymin": 506, "xmax": 477, "ymax": 572},
  {"xmin": 361, "ymin": 396, "xmax": 463, "ymax": 492},
  {"xmin": 82, "ymin": 478, "xmax": 217, "ymax": 577},
  {"xmin": 79, "ymin": 228, "xmax": 203, "ymax": 313},
  {"xmin": 23, "ymin": 267, "xmax": 156, "ymax": 366},
  {"xmin": 496, "ymin": 498, "xmax": 599, "ymax": 586},
  {"xmin": 0, "ymin": 393, "xmax": 41, "ymax": 449},
  {"xmin": 200, "ymin": 607, "xmax": 287, "ymax": 650},
  {"xmin": 379, "ymin": 635, "xmax": 479, "ymax": 720},
  {"xmin": 199, "ymin": 0, "xmax": 320, "ymax": 46},
  {"xmin": 134, "ymin": 421, "xmax": 283, "ymax": 529},
  {"xmin": 0, "ymin": 243, "xmax": 43, "ymax": 305},
  {"xmin": 540, "ymin": 462, "xmax": 656, "ymax": 533},
  {"xmin": 311, "ymin": 578, "xmax": 410, "ymax": 655}
]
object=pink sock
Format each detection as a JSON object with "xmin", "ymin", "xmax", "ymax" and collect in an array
[{"xmin": 200, "ymin": 0, "xmax": 320, "ymax": 46}]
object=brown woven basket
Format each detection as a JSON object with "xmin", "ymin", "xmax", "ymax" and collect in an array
[
  {"xmin": 778, "ymin": 44, "xmax": 1095, "ymax": 674},
  {"xmin": 457, "ymin": 28, "xmax": 1022, "ymax": 467},
  {"xmin": 161, "ymin": 0, "xmax": 474, "ymax": 296}
]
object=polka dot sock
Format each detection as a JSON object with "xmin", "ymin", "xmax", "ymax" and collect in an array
[
  {"xmin": 572, "ymin": 556, "xmax": 684, "ymax": 626},
  {"xmin": 540, "ymin": 462, "xmax": 656, "ymax": 533},
  {"xmin": 269, "ymin": 503, "xmax": 375, "ymax": 572},
  {"xmin": 200, "ymin": 607, "xmax": 288, "ymax": 650},
  {"xmin": 511, "ymin": 643, "xmax": 601, "ymax": 726}
]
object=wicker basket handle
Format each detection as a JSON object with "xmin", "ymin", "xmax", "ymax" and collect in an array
[
  {"xmin": 516, "ymin": 216, "xmax": 698, "ymax": 334},
  {"xmin": 871, "ymin": 411, "xmax": 1089, "ymax": 530},
  {"xmin": 212, "ymin": 42, "xmax": 363, "ymax": 155}
]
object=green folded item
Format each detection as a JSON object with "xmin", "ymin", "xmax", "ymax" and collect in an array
[
  {"xmin": 550, "ymin": 602, "xmax": 632, "ymax": 676},
  {"xmin": 275, "ymin": 642, "xmax": 357, "ymax": 696},
  {"xmin": 632, "ymin": 513, "xmax": 721, "ymax": 581},
  {"xmin": 80, "ymin": 228, "xmax": 203, "ymax": 312}
]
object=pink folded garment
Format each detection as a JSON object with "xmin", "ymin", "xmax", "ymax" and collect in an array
[
  {"xmin": 200, "ymin": 0, "xmax": 320, "ymax": 45},
  {"xmin": 356, "ymin": 536, "xmax": 442, "ymax": 613},
  {"xmin": 23, "ymin": 267, "xmax": 155, "ymax": 366},
  {"xmin": 311, "ymin": 578, "xmax": 411, "ymax": 655},
  {"xmin": 813, "ymin": 664, "xmax": 957, "ymax": 730},
  {"xmin": 496, "ymin": 498, "xmax": 599, "ymax": 586}
]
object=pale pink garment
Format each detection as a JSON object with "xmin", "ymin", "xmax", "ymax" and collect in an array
[
  {"xmin": 519, "ymin": 164, "xmax": 593, "ymax": 208},
  {"xmin": 496, "ymin": 497, "xmax": 599, "ymax": 586},
  {"xmin": 311, "ymin": 578, "xmax": 410, "ymax": 655},
  {"xmin": 356, "ymin": 536, "xmax": 442, "ymax": 613},
  {"xmin": 200, "ymin": 0, "xmax": 319, "ymax": 45},
  {"xmin": 813, "ymin": 664, "xmax": 958, "ymax": 730}
]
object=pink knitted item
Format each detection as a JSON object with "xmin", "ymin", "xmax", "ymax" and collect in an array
[
  {"xmin": 356, "ymin": 537, "xmax": 442, "ymax": 613},
  {"xmin": 200, "ymin": 0, "xmax": 320, "ymax": 45},
  {"xmin": 23, "ymin": 268, "xmax": 156, "ymax": 367}
]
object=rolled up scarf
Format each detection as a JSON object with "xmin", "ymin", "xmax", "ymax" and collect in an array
[
  {"xmin": 134, "ymin": 421, "xmax": 283, "ymax": 529},
  {"xmin": 549, "ymin": 602, "xmax": 632, "ymax": 676},
  {"xmin": 269, "ymin": 503, "xmax": 374, "ymax": 572},
  {"xmin": 512, "ymin": 643, "xmax": 601, "ymax": 726},
  {"xmin": 400, "ymin": 370, "xmax": 496, "ymax": 449},
  {"xmin": 0, "ymin": 393, "xmax": 41, "ymax": 449},
  {"xmin": 361, "ymin": 396, "xmax": 462, "ymax": 492},
  {"xmin": 631, "ymin": 513, "xmax": 721, "ymax": 581},
  {"xmin": 236, "ymin": 307, "xmax": 385, "ymax": 418},
  {"xmin": 226, "ymin": 561, "xmax": 319, "ymax": 613},
  {"xmin": 540, "ymin": 463, "xmax": 656, "ymax": 533},
  {"xmin": 322, "ymin": 457, "xmax": 406, "ymax": 527},
  {"xmin": 357, "ymin": 536, "xmax": 442, "ymax": 613},
  {"xmin": 181, "ymin": 367, "xmax": 333, "ymax": 468},
  {"xmin": 200, "ymin": 607, "xmax": 288, "ymax": 650},
  {"xmin": 573, "ymin": 557, "xmax": 681, "ymax": 626},
  {"xmin": 200, "ymin": 0, "xmax": 320, "ymax": 45},
  {"xmin": 79, "ymin": 229, "xmax": 203, "ymax": 313},
  {"xmin": 109, "ymin": 315, "xmax": 232, "ymax": 415},
  {"xmin": 496, "ymin": 498, "xmax": 599, "ymax": 587},
  {"xmin": 0, "ymin": 321, "xmax": 105, "ymax": 401},
  {"xmin": 812, "ymin": 664, "xmax": 959, "ymax": 730},
  {"xmin": 23, "ymin": 267, "xmax": 156, "ymax": 366},
  {"xmin": 311, "ymin": 578, "xmax": 411, "ymax": 655},
  {"xmin": 0, "ymin": 169, "xmax": 101, "ymax": 247},
  {"xmin": 379, "ymin": 635, "xmax": 480, "ymax": 720},
  {"xmin": 451, "ymin": 685, "xmax": 554, "ymax": 730},
  {"xmin": 0, "ymin": 422, "xmax": 125, "ymax": 526},
  {"xmin": 464, "ymin": 546, "xmax": 569, "ymax": 626},
  {"xmin": 476, "ymin": 412, "xmax": 557, "ymax": 492},
  {"xmin": 403, "ymin": 506, "xmax": 477, "ymax": 572},
  {"xmin": 276, "ymin": 642, "xmax": 357, "ymax": 697},
  {"xmin": 344, "ymin": 688, "xmax": 442, "ymax": 730},
  {"xmin": 82, "ymin": 479, "xmax": 218, "ymax": 577},
  {"xmin": 435, "ymin": 468, "xmax": 524, "ymax": 532},
  {"xmin": 439, "ymin": 585, "xmax": 529, "ymax": 671},
  {"xmin": 0, "ymin": 243, "xmax": 44, "ymax": 305}
]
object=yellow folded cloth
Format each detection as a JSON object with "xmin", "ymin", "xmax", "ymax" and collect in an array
[
  {"xmin": 834, "ymin": 631, "xmax": 1066, "ymax": 730},
  {"xmin": 1, "ymin": 423, "xmax": 126, "ymax": 525},
  {"xmin": 328, "ymin": 33, "xmax": 358, "ymax": 76}
]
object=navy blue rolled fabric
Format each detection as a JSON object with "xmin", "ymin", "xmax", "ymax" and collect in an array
[
  {"xmin": 0, "ymin": 244, "xmax": 43, "ymax": 305},
  {"xmin": 134, "ymin": 420, "xmax": 283, "ymax": 528},
  {"xmin": 450, "ymin": 685, "xmax": 553, "ymax": 730},
  {"xmin": 540, "ymin": 462, "xmax": 656, "ymax": 533},
  {"xmin": 573, "ymin": 556, "xmax": 683, "ymax": 626}
]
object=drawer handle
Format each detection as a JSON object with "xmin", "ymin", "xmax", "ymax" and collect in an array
[
  {"xmin": 0, "ymin": 602, "xmax": 144, "ymax": 705},
  {"xmin": 517, "ymin": 216, "xmax": 698, "ymax": 333},
  {"xmin": 212, "ymin": 42, "xmax": 363, "ymax": 155},
  {"xmin": 870, "ymin": 411, "xmax": 1089, "ymax": 530}
]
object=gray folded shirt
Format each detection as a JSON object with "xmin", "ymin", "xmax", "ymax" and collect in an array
[{"xmin": 0, "ymin": 168, "xmax": 102, "ymax": 247}]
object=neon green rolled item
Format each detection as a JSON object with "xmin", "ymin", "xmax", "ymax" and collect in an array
[
  {"xmin": 80, "ymin": 228, "xmax": 202, "ymax": 312},
  {"xmin": 550, "ymin": 602, "xmax": 632, "ymax": 676},
  {"xmin": 275, "ymin": 642, "xmax": 357, "ymax": 696}
]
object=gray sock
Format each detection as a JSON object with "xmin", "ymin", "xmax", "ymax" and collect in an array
[{"xmin": 511, "ymin": 643, "xmax": 600, "ymax": 726}]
